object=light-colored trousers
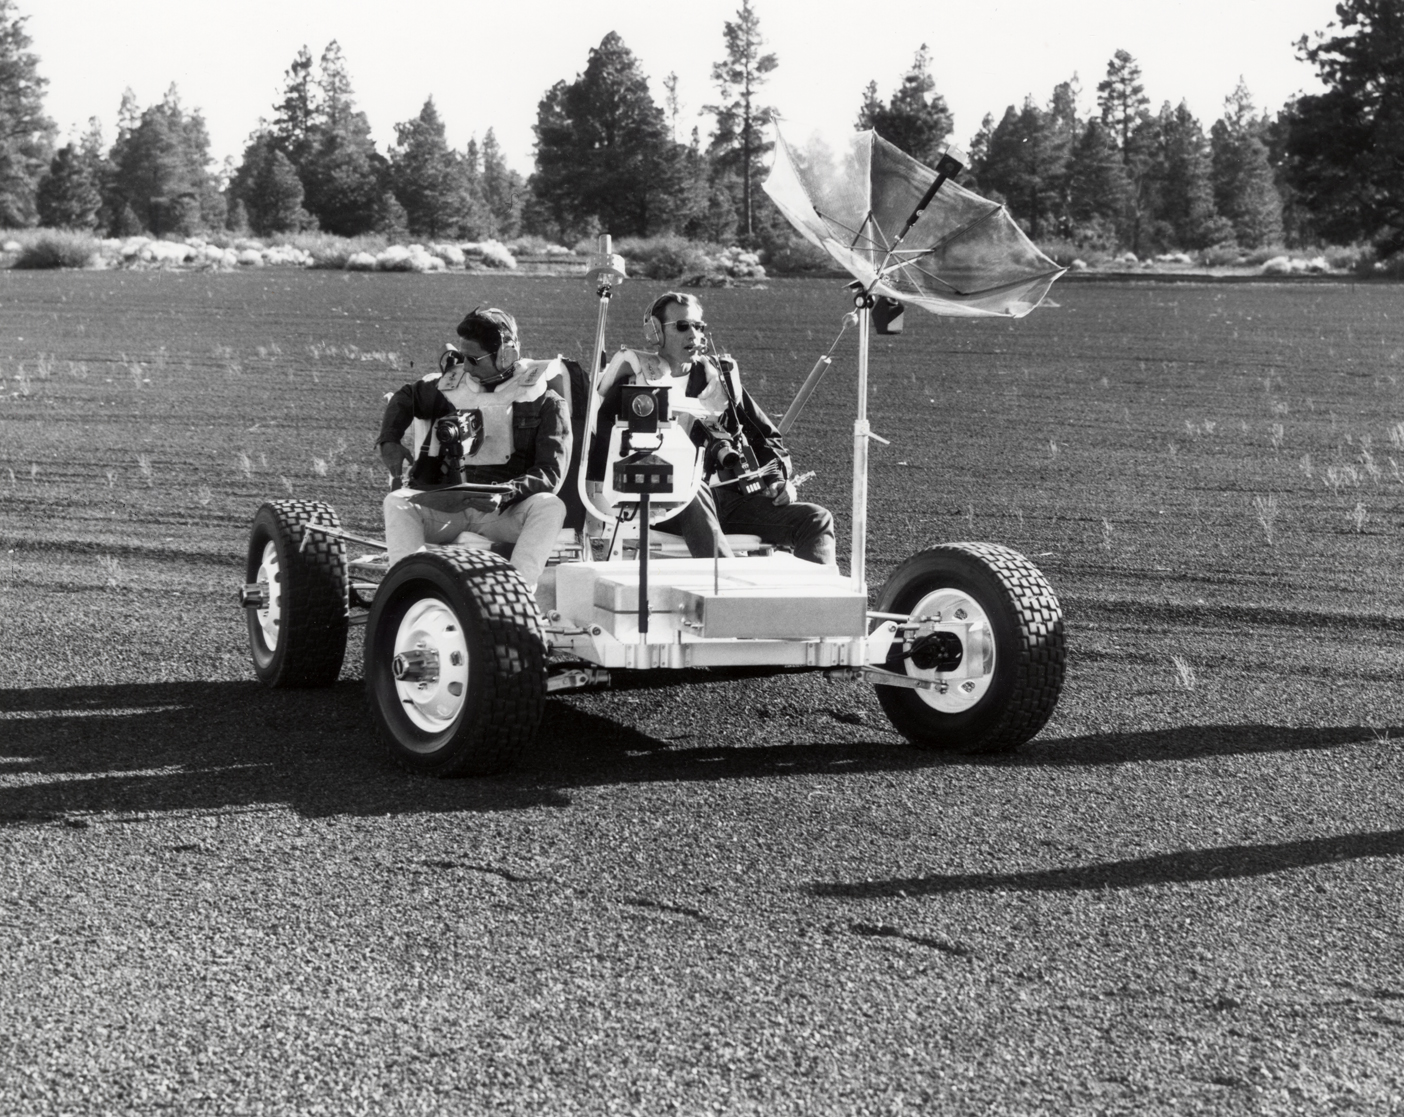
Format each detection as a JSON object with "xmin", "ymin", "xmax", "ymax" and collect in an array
[{"xmin": 382, "ymin": 490, "xmax": 566, "ymax": 591}]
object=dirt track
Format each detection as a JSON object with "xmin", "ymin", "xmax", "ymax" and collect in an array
[{"xmin": 2, "ymin": 272, "xmax": 1402, "ymax": 1113}]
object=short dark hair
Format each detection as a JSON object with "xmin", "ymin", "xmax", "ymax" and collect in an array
[
  {"xmin": 647, "ymin": 292, "xmax": 701, "ymax": 325},
  {"xmin": 455, "ymin": 306, "xmax": 518, "ymax": 351}
]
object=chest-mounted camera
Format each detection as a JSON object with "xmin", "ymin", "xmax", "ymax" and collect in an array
[{"xmin": 431, "ymin": 411, "xmax": 484, "ymax": 483}]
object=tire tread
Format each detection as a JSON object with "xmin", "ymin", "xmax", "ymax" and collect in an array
[
  {"xmin": 368, "ymin": 548, "xmax": 545, "ymax": 777},
  {"xmin": 877, "ymin": 542, "xmax": 1065, "ymax": 754},
  {"xmin": 249, "ymin": 500, "xmax": 348, "ymax": 687}
]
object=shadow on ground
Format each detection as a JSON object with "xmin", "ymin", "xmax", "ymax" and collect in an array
[
  {"xmin": 810, "ymin": 828, "xmax": 1404, "ymax": 897},
  {"xmin": 0, "ymin": 681, "xmax": 1392, "ymax": 825}
]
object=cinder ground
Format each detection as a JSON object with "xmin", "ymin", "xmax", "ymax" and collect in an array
[{"xmin": 1, "ymin": 272, "xmax": 1401, "ymax": 1114}]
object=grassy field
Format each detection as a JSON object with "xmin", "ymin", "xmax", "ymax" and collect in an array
[{"xmin": 1, "ymin": 270, "xmax": 1402, "ymax": 1114}]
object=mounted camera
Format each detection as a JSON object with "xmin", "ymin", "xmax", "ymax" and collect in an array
[
  {"xmin": 715, "ymin": 441, "xmax": 764, "ymax": 495},
  {"xmin": 620, "ymin": 384, "xmax": 666, "ymax": 452},
  {"xmin": 611, "ymin": 384, "xmax": 673, "ymax": 496},
  {"xmin": 431, "ymin": 411, "xmax": 483, "ymax": 483}
]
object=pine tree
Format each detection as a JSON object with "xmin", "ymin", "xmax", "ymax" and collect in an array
[
  {"xmin": 530, "ymin": 33, "xmax": 689, "ymax": 239},
  {"xmin": 1285, "ymin": 0, "xmax": 1404, "ymax": 252},
  {"xmin": 107, "ymin": 85, "xmax": 219, "ymax": 236},
  {"xmin": 389, "ymin": 98, "xmax": 463, "ymax": 239},
  {"xmin": 977, "ymin": 96, "xmax": 1067, "ymax": 239},
  {"xmin": 36, "ymin": 143, "xmax": 101, "ymax": 229},
  {"xmin": 1044, "ymin": 78, "xmax": 1081, "ymax": 232},
  {"xmin": 1211, "ymin": 80, "xmax": 1284, "ymax": 249},
  {"xmin": 271, "ymin": 46, "xmax": 318, "ymax": 167},
  {"xmin": 317, "ymin": 41, "xmax": 355, "ymax": 132},
  {"xmin": 855, "ymin": 44, "xmax": 954, "ymax": 165},
  {"xmin": 0, "ymin": 0, "xmax": 55, "ymax": 227},
  {"xmin": 76, "ymin": 117, "xmax": 116, "ymax": 230},
  {"xmin": 1156, "ymin": 101, "xmax": 1231, "ymax": 249},
  {"xmin": 233, "ymin": 134, "xmax": 312, "ymax": 235},
  {"xmin": 298, "ymin": 42, "xmax": 384, "ymax": 236},
  {"xmin": 1096, "ymin": 50, "xmax": 1153, "ymax": 253},
  {"xmin": 374, "ymin": 190, "xmax": 408, "ymax": 240},
  {"xmin": 455, "ymin": 137, "xmax": 493, "ymax": 238},
  {"xmin": 1097, "ymin": 49, "xmax": 1148, "ymax": 154},
  {"xmin": 1066, "ymin": 118, "xmax": 1129, "ymax": 248},
  {"xmin": 705, "ymin": 0, "xmax": 778, "ymax": 242},
  {"xmin": 480, "ymin": 129, "xmax": 522, "ymax": 239},
  {"xmin": 963, "ymin": 113, "xmax": 996, "ymax": 193},
  {"xmin": 663, "ymin": 73, "xmax": 681, "ymax": 143}
]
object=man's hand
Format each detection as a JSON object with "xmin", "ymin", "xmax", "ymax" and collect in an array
[
  {"xmin": 379, "ymin": 440, "xmax": 413, "ymax": 485},
  {"xmin": 765, "ymin": 480, "xmax": 796, "ymax": 506}
]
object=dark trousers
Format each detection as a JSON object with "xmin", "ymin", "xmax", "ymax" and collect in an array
[
  {"xmin": 656, "ymin": 483, "xmax": 733, "ymax": 558},
  {"xmin": 713, "ymin": 486, "xmax": 836, "ymax": 565}
]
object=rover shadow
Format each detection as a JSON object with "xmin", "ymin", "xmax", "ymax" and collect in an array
[
  {"xmin": 0, "ymin": 682, "xmax": 1392, "ymax": 825},
  {"xmin": 1004, "ymin": 722, "xmax": 1386, "ymax": 767},
  {"xmin": 809, "ymin": 827, "xmax": 1404, "ymax": 898}
]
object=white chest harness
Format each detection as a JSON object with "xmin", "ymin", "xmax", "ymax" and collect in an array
[{"xmin": 413, "ymin": 358, "xmax": 560, "ymax": 465}]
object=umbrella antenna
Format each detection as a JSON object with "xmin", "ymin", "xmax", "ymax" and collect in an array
[{"xmin": 867, "ymin": 148, "xmax": 966, "ymax": 294}]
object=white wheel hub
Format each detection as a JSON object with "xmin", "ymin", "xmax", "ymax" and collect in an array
[
  {"xmin": 255, "ymin": 541, "xmax": 282, "ymax": 650},
  {"xmin": 393, "ymin": 597, "xmax": 471, "ymax": 736},
  {"xmin": 902, "ymin": 587, "xmax": 996, "ymax": 713}
]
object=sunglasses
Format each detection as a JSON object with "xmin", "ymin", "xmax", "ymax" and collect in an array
[
  {"xmin": 461, "ymin": 350, "xmax": 498, "ymax": 367},
  {"xmin": 667, "ymin": 319, "xmax": 708, "ymax": 334}
]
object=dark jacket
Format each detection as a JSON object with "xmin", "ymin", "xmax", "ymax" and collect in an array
[
  {"xmin": 378, "ymin": 373, "xmax": 571, "ymax": 508},
  {"xmin": 703, "ymin": 355, "xmax": 793, "ymax": 483},
  {"xmin": 586, "ymin": 354, "xmax": 792, "ymax": 484}
]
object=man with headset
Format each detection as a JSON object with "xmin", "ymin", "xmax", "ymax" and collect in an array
[
  {"xmin": 585, "ymin": 292, "xmax": 735, "ymax": 558},
  {"xmin": 377, "ymin": 306, "xmax": 569, "ymax": 592},
  {"xmin": 588, "ymin": 291, "xmax": 834, "ymax": 565}
]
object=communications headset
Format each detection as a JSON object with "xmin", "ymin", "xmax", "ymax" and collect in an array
[
  {"xmin": 644, "ymin": 292, "xmax": 710, "ymax": 356},
  {"xmin": 455, "ymin": 305, "xmax": 520, "ymax": 387}
]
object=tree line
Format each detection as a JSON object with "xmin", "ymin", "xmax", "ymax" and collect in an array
[{"xmin": 3, "ymin": 0, "xmax": 1402, "ymax": 261}]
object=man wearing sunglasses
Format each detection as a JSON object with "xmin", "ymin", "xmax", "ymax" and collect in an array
[
  {"xmin": 377, "ymin": 306, "xmax": 569, "ymax": 592},
  {"xmin": 585, "ymin": 291, "xmax": 735, "ymax": 557},
  {"xmin": 588, "ymin": 291, "xmax": 833, "ymax": 565}
]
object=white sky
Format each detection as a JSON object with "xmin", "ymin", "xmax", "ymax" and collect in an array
[{"xmin": 29, "ymin": 0, "xmax": 1337, "ymax": 174}]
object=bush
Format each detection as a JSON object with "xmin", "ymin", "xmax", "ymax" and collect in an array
[
  {"xmin": 1243, "ymin": 244, "xmax": 1289, "ymax": 266},
  {"xmin": 464, "ymin": 240, "xmax": 516, "ymax": 269},
  {"xmin": 1372, "ymin": 250, "xmax": 1404, "ymax": 279},
  {"xmin": 615, "ymin": 234, "xmax": 712, "ymax": 280},
  {"xmin": 12, "ymin": 231, "xmax": 100, "ymax": 269},
  {"xmin": 269, "ymin": 231, "xmax": 388, "ymax": 270},
  {"xmin": 375, "ymin": 245, "xmax": 444, "ymax": 272},
  {"xmin": 1199, "ymin": 244, "xmax": 1244, "ymax": 267},
  {"xmin": 1034, "ymin": 238, "xmax": 1083, "ymax": 268},
  {"xmin": 1325, "ymin": 243, "xmax": 1371, "ymax": 271},
  {"xmin": 507, "ymin": 234, "xmax": 574, "ymax": 257},
  {"xmin": 756, "ymin": 233, "xmax": 831, "ymax": 276}
]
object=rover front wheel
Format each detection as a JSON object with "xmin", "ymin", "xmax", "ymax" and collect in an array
[
  {"xmin": 365, "ymin": 548, "xmax": 546, "ymax": 776},
  {"xmin": 874, "ymin": 543, "xmax": 1064, "ymax": 754}
]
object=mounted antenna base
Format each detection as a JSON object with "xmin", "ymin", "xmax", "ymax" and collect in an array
[{"xmin": 586, "ymin": 233, "xmax": 627, "ymax": 291}]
